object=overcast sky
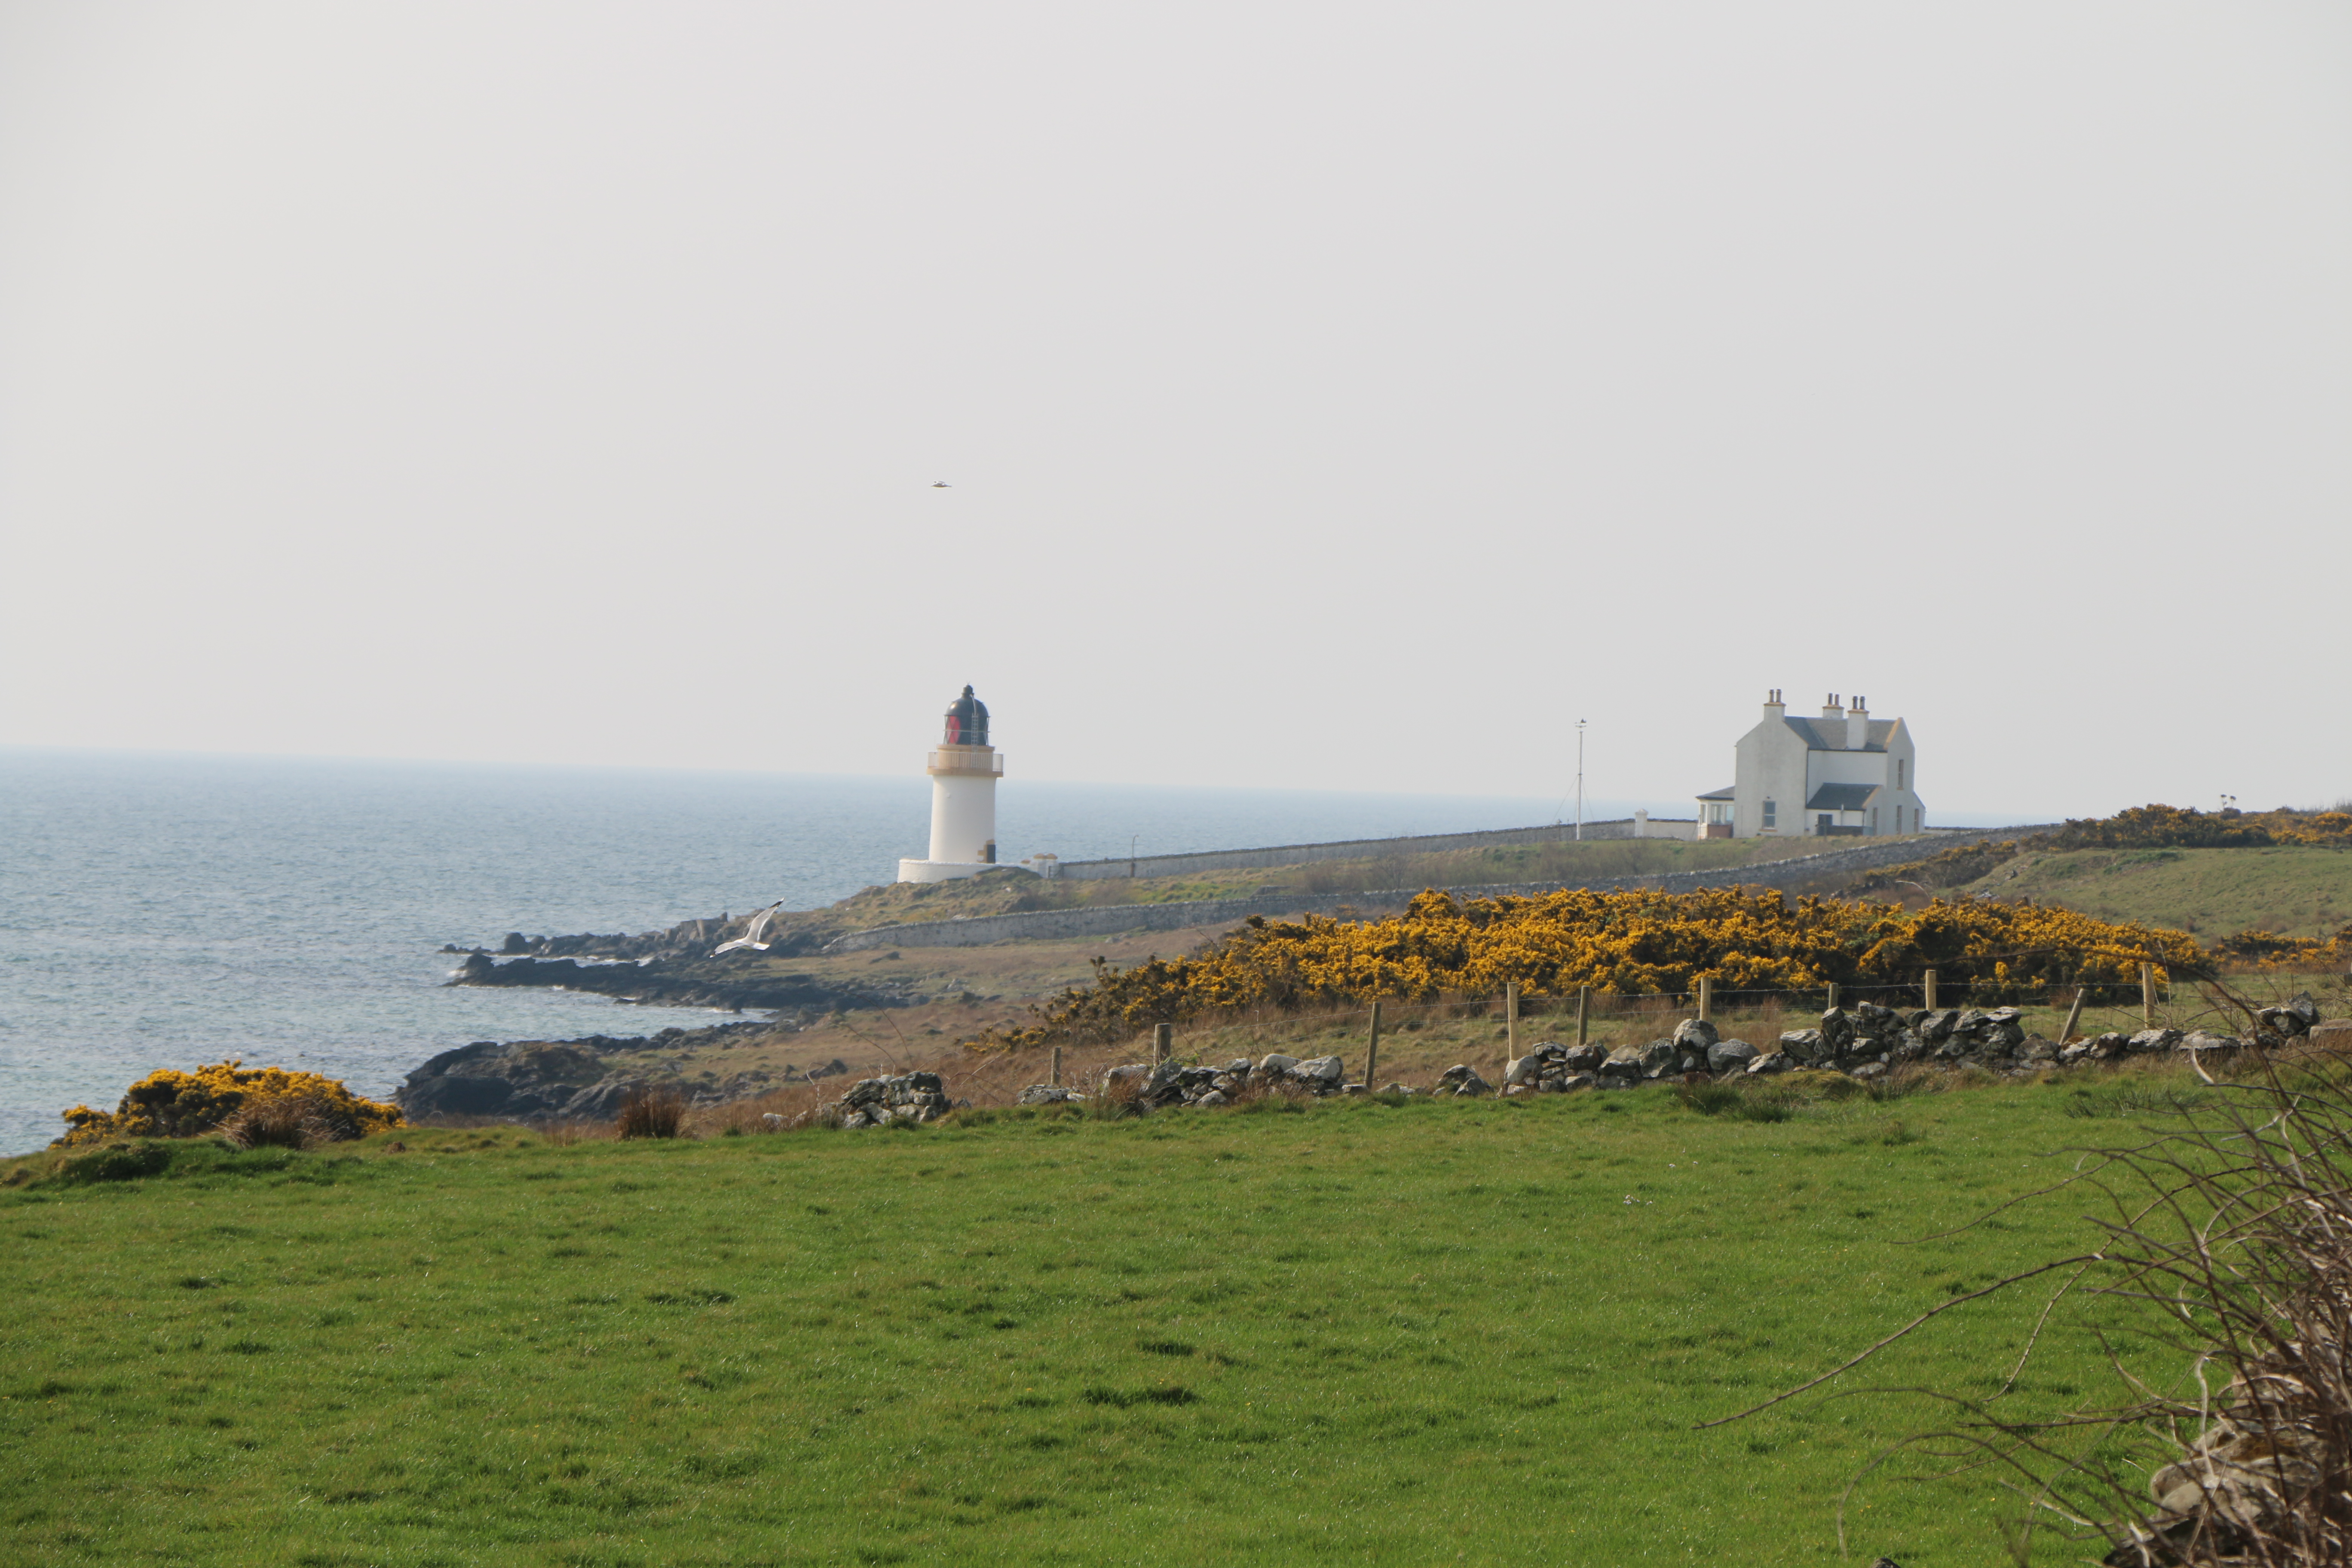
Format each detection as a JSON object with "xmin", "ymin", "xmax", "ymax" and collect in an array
[{"xmin": 3, "ymin": 2, "xmax": 2346, "ymax": 821}]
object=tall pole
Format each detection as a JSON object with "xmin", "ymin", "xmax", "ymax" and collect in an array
[{"xmin": 1575, "ymin": 720, "xmax": 1586, "ymax": 842}]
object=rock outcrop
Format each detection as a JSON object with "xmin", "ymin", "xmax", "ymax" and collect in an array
[
  {"xmin": 445, "ymin": 951, "xmax": 908, "ymax": 1015},
  {"xmin": 394, "ymin": 1022, "xmax": 843, "ymax": 1123}
]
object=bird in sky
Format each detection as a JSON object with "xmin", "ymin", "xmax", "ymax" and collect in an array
[{"xmin": 932, "ymin": 481, "xmax": 950, "ymax": 488}]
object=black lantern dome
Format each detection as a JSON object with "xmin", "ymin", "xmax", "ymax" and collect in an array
[{"xmin": 942, "ymin": 685, "xmax": 989, "ymax": 747}]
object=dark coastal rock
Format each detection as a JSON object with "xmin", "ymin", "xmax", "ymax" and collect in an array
[
  {"xmin": 394, "ymin": 1020, "xmax": 808, "ymax": 1124},
  {"xmin": 446, "ymin": 951, "xmax": 908, "ymax": 1014}
]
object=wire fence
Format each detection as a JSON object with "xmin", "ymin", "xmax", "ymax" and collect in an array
[{"xmin": 1068, "ymin": 963, "xmax": 2345, "ymax": 1063}]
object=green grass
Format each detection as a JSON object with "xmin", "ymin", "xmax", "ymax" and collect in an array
[
  {"xmin": 0, "ymin": 1084, "xmax": 2187, "ymax": 1566},
  {"xmin": 1957, "ymin": 844, "xmax": 2352, "ymax": 940}
]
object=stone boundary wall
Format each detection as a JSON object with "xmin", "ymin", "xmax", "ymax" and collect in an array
[
  {"xmin": 1047, "ymin": 817, "xmax": 1694, "ymax": 880},
  {"xmin": 824, "ymin": 824, "xmax": 2055, "ymax": 953}
]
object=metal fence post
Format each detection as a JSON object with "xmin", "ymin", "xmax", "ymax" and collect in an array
[
  {"xmin": 1366, "ymin": 1001, "xmax": 1382, "ymax": 1089},
  {"xmin": 1506, "ymin": 983, "xmax": 1519, "ymax": 1061},
  {"xmin": 1154, "ymin": 1023, "xmax": 1172, "ymax": 1064},
  {"xmin": 2141, "ymin": 964, "xmax": 2156, "ymax": 1029},
  {"xmin": 1051, "ymin": 1045, "xmax": 1062, "ymax": 1087},
  {"xmin": 1575, "ymin": 986, "xmax": 1589, "ymax": 1049},
  {"xmin": 1923, "ymin": 968, "xmax": 1938, "ymax": 1010},
  {"xmin": 1697, "ymin": 976, "xmax": 1712, "ymax": 1022},
  {"xmin": 1826, "ymin": 981, "xmax": 1839, "ymax": 1014}
]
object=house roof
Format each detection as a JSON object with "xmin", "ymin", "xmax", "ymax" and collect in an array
[
  {"xmin": 1695, "ymin": 785, "xmax": 1735, "ymax": 801},
  {"xmin": 1806, "ymin": 782, "xmax": 1880, "ymax": 811},
  {"xmin": 1783, "ymin": 717, "xmax": 1898, "ymax": 753}
]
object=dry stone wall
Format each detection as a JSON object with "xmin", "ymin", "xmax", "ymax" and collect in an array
[{"xmin": 814, "ymin": 994, "xmax": 2327, "ymax": 1130}]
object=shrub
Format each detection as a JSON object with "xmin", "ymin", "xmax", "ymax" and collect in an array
[
  {"xmin": 55, "ymin": 1062, "xmax": 401, "ymax": 1148},
  {"xmin": 616, "ymin": 1084, "xmax": 687, "ymax": 1140},
  {"xmin": 970, "ymin": 887, "xmax": 2205, "ymax": 1051},
  {"xmin": 216, "ymin": 1095, "xmax": 349, "ymax": 1150},
  {"xmin": 2049, "ymin": 802, "xmax": 2352, "ymax": 851}
]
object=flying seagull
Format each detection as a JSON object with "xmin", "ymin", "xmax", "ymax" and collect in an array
[
  {"xmin": 713, "ymin": 902, "xmax": 784, "ymax": 956},
  {"xmin": 932, "ymin": 481, "xmax": 950, "ymax": 488}
]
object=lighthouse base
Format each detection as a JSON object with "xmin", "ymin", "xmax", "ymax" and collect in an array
[{"xmin": 897, "ymin": 858, "xmax": 1004, "ymax": 885}]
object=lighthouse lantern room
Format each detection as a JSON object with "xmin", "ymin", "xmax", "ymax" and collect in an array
[{"xmin": 896, "ymin": 686, "xmax": 1006, "ymax": 884}]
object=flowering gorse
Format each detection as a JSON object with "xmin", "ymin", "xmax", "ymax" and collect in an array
[
  {"xmin": 2051, "ymin": 803, "xmax": 2352, "ymax": 850},
  {"xmin": 970, "ymin": 887, "xmax": 2208, "ymax": 1051},
  {"xmin": 55, "ymin": 1060, "xmax": 403, "ymax": 1148}
]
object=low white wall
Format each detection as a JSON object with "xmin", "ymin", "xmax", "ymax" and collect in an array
[{"xmin": 1050, "ymin": 818, "xmax": 1699, "ymax": 880}]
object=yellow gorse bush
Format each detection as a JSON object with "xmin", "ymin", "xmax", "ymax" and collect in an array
[
  {"xmin": 55, "ymin": 1060, "xmax": 404, "ymax": 1148},
  {"xmin": 971, "ymin": 888, "xmax": 2208, "ymax": 1052}
]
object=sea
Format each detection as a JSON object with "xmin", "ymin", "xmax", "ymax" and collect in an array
[{"xmin": 0, "ymin": 747, "xmax": 1598, "ymax": 1157}]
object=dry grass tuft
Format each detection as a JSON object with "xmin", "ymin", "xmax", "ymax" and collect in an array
[
  {"xmin": 615, "ymin": 1084, "xmax": 687, "ymax": 1140},
  {"xmin": 214, "ymin": 1095, "xmax": 355, "ymax": 1150}
]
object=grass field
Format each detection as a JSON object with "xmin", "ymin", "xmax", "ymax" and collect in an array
[
  {"xmin": 1954, "ymin": 845, "xmax": 2352, "ymax": 941},
  {"xmin": 2, "ymin": 1071, "xmax": 2202, "ymax": 1567}
]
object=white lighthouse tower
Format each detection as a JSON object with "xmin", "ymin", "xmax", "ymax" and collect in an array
[{"xmin": 896, "ymin": 685, "xmax": 1005, "ymax": 883}]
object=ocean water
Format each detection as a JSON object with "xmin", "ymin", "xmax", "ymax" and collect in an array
[{"xmin": 0, "ymin": 747, "xmax": 1580, "ymax": 1156}]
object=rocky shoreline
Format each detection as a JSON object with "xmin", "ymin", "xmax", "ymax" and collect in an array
[
  {"xmin": 443, "ymin": 951, "xmax": 915, "ymax": 1014},
  {"xmin": 394, "ymin": 1020, "xmax": 850, "ymax": 1124}
]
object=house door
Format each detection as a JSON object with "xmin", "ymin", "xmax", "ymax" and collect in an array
[{"xmin": 1817, "ymin": 813, "xmax": 1833, "ymax": 835}]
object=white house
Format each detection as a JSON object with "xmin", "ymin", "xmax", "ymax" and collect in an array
[{"xmin": 1694, "ymin": 691, "xmax": 1923, "ymax": 839}]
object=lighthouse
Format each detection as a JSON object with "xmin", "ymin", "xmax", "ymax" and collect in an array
[{"xmin": 896, "ymin": 686, "xmax": 1005, "ymax": 883}]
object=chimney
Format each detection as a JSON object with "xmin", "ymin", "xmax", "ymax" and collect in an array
[
  {"xmin": 1821, "ymin": 693, "xmax": 1845, "ymax": 745},
  {"xmin": 1763, "ymin": 687, "xmax": 1785, "ymax": 721},
  {"xmin": 1847, "ymin": 696, "xmax": 1869, "ymax": 752}
]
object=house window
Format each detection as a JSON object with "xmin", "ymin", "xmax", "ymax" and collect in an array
[
  {"xmin": 1762, "ymin": 799, "xmax": 1776, "ymax": 829},
  {"xmin": 1896, "ymin": 759, "xmax": 1905, "ymax": 790}
]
